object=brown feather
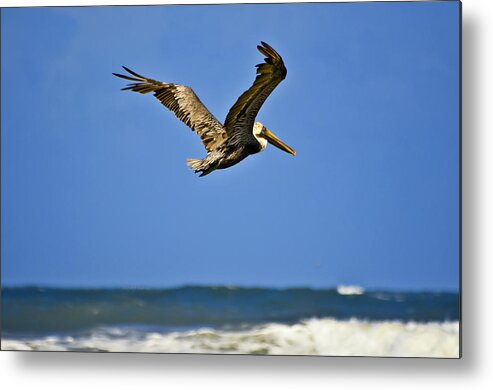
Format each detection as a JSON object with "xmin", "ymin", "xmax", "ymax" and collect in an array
[
  {"xmin": 114, "ymin": 67, "xmax": 226, "ymax": 152},
  {"xmin": 224, "ymin": 42, "xmax": 286, "ymax": 145}
]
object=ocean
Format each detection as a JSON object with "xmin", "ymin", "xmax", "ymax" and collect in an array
[{"xmin": 1, "ymin": 286, "xmax": 460, "ymax": 357}]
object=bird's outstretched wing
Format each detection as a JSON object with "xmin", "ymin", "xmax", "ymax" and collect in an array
[
  {"xmin": 224, "ymin": 42, "xmax": 287, "ymax": 143},
  {"xmin": 113, "ymin": 67, "xmax": 227, "ymax": 152}
]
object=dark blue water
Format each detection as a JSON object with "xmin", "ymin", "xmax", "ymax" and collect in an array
[{"xmin": 1, "ymin": 286, "xmax": 459, "ymax": 336}]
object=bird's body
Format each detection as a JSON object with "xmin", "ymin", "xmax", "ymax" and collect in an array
[
  {"xmin": 113, "ymin": 42, "xmax": 295, "ymax": 176},
  {"xmin": 185, "ymin": 123, "xmax": 264, "ymax": 176}
]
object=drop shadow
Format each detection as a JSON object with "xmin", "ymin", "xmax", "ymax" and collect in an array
[
  {"xmin": 459, "ymin": 4, "xmax": 480, "ymax": 374},
  {"xmin": 4, "ymin": 350, "xmax": 468, "ymax": 377}
]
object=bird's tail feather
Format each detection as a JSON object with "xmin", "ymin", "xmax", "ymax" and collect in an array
[
  {"xmin": 186, "ymin": 158, "xmax": 214, "ymax": 177},
  {"xmin": 186, "ymin": 158, "xmax": 203, "ymax": 171}
]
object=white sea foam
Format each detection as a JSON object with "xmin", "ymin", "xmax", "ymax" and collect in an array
[
  {"xmin": 336, "ymin": 285, "xmax": 365, "ymax": 295},
  {"xmin": 2, "ymin": 318, "xmax": 459, "ymax": 357}
]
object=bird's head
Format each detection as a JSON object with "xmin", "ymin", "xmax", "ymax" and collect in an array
[{"xmin": 253, "ymin": 122, "xmax": 296, "ymax": 156}]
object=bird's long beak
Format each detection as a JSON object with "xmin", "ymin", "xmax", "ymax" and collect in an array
[{"xmin": 261, "ymin": 128, "xmax": 296, "ymax": 156}]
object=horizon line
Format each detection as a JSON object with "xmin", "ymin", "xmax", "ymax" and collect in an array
[{"xmin": 1, "ymin": 283, "xmax": 460, "ymax": 294}]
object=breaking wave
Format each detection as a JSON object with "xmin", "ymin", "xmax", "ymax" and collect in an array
[{"xmin": 2, "ymin": 317, "xmax": 459, "ymax": 358}]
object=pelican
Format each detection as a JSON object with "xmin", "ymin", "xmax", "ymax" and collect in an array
[{"xmin": 113, "ymin": 41, "xmax": 295, "ymax": 176}]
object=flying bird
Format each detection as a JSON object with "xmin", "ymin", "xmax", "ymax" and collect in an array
[{"xmin": 113, "ymin": 41, "xmax": 295, "ymax": 176}]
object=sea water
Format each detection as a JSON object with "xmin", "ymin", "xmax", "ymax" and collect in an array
[{"xmin": 1, "ymin": 286, "xmax": 459, "ymax": 357}]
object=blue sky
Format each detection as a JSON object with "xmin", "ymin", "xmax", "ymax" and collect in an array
[{"xmin": 1, "ymin": 2, "xmax": 460, "ymax": 290}]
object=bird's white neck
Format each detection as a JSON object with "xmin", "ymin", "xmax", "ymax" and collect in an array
[{"xmin": 253, "ymin": 122, "xmax": 268, "ymax": 151}]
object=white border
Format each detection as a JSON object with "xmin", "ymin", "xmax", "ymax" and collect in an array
[{"xmin": 2, "ymin": 0, "xmax": 437, "ymax": 7}]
